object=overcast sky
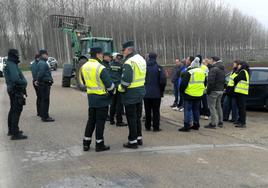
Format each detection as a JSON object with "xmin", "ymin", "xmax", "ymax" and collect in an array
[{"xmin": 222, "ymin": 0, "xmax": 268, "ymax": 28}]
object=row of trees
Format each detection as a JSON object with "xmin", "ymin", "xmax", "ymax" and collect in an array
[{"xmin": 0, "ymin": 0, "xmax": 267, "ymax": 64}]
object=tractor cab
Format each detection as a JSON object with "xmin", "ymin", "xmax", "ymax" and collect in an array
[{"xmin": 80, "ymin": 37, "xmax": 114, "ymax": 56}]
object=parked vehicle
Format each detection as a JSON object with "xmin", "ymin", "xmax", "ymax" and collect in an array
[
  {"xmin": 0, "ymin": 57, "xmax": 7, "ymax": 77},
  {"xmin": 47, "ymin": 57, "xmax": 58, "ymax": 71},
  {"xmin": 225, "ymin": 67, "xmax": 268, "ymax": 110}
]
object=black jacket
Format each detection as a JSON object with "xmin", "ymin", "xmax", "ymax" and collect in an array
[{"xmin": 207, "ymin": 61, "xmax": 225, "ymax": 95}]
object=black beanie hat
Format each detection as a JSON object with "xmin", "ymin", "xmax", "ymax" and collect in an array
[
  {"xmin": 39, "ymin": 49, "xmax": 48, "ymax": 55},
  {"xmin": 8, "ymin": 49, "xmax": 19, "ymax": 58}
]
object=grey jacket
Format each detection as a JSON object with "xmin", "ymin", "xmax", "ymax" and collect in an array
[{"xmin": 207, "ymin": 61, "xmax": 225, "ymax": 94}]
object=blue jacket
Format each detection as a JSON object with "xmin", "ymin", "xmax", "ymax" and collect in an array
[
  {"xmin": 144, "ymin": 58, "xmax": 166, "ymax": 98},
  {"xmin": 177, "ymin": 65, "xmax": 187, "ymax": 88}
]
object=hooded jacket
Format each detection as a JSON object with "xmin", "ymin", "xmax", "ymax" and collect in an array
[
  {"xmin": 4, "ymin": 52, "xmax": 27, "ymax": 92},
  {"xmin": 207, "ymin": 60, "xmax": 225, "ymax": 95},
  {"xmin": 144, "ymin": 58, "xmax": 166, "ymax": 98}
]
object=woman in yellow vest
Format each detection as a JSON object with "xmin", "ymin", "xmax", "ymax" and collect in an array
[
  {"xmin": 223, "ymin": 60, "xmax": 239, "ymax": 122},
  {"xmin": 233, "ymin": 61, "xmax": 250, "ymax": 128}
]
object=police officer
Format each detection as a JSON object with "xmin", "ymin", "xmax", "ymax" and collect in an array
[
  {"xmin": 4, "ymin": 49, "xmax": 28, "ymax": 140},
  {"xmin": 37, "ymin": 49, "xmax": 54, "ymax": 122},
  {"xmin": 109, "ymin": 53, "xmax": 127, "ymax": 127},
  {"xmin": 179, "ymin": 57, "xmax": 206, "ymax": 132},
  {"xmin": 81, "ymin": 47, "xmax": 115, "ymax": 152},
  {"xmin": 31, "ymin": 54, "xmax": 41, "ymax": 117},
  {"xmin": 118, "ymin": 41, "xmax": 146, "ymax": 149}
]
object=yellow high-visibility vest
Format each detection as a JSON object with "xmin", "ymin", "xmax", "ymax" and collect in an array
[
  {"xmin": 185, "ymin": 68, "xmax": 206, "ymax": 97},
  {"xmin": 81, "ymin": 58, "xmax": 106, "ymax": 95},
  {"xmin": 124, "ymin": 54, "xmax": 146, "ymax": 89},
  {"xmin": 227, "ymin": 72, "xmax": 238, "ymax": 87},
  {"xmin": 234, "ymin": 70, "xmax": 249, "ymax": 95},
  {"xmin": 201, "ymin": 64, "xmax": 209, "ymax": 76}
]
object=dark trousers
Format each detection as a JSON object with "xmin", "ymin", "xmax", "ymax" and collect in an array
[
  {"xmin": 125, "ymin": 103, "xmax": 142, "ymax": 142},
  {"xmin": 8, "ymin": 91, "xmax": 23, "ymax": 135},
  {"xmin": 84, "ymin": 106, "xmax": 108, "ymax": 141},
  {"xmin": 200, "ymin": 94, "xmax": 210, "ymax": 116},
  {"xmin": 184, "ymin": 99, "xmax": 201, "ymax": 129},
  {"xmin": 110, "ymin": 93, "xmax": 123, "ymax": 123},
  {"xmin": 223, "ymin": 95, "xmax": 238, "ymax": 121},
  {"xmin": 33, "ymin": 83, "xmax": 41, "ymax": 116},
  {"xmin": 144, "ymin": 98, "xmax": 161, "ymax": 130},
  {"xmin": 39, "ymin": 83, "xmax": 51, "ymax": 119},
  {"xmin": 173, "ymin": 84, "xmax": 179, "ymax": 104},
  {"xmin": 235, "ymin": 95, "xmax": 247, "ymax": 124}
]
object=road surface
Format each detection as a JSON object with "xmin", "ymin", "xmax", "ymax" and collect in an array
[{"xmin": 0, "ymin": 71, "xmax": 268, "ymax": 188}]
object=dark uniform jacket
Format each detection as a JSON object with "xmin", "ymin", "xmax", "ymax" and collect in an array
[
  {"xmin": 37, "ymin": 58, "xmax": 53, "ymax": 84},
  {"xmin": 31, "ymin": 60, "xmax": 39, "ymax": 81},
  {"xmin": 4, "ymin": 58, "xmax": 27, "ymax": 93},
  {"xmin": 109, "ymin": 60, "xmax": 123, "ymax": 87}
]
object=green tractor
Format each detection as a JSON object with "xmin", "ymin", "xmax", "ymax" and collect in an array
[{"xmin": 49, "ymin": 15, "xmax": 114, "ymax": 90}]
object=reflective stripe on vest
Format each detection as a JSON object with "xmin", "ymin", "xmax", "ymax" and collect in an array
[
  {"xmin": 125, "ymin": 54, "xmax": 146, "ymax": 89},
  {"xmin": 185, "ymin": 68, "xmax": 206, "ymax": 97},
  {"xmin": 227, "ymin": 72, "xmax": 238, "ymax": 87},
  {"xmin": 81, "ymin": 59, "xmax": 106, "ymax": 95},
  {"xmin": 234, "ymin": 70, "xmax": 249, "ymax": 95}
]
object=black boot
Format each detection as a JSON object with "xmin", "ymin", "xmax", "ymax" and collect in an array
[
  {"xmin": 11, "ymin": 133, "xmax": 28, "ymax": 140},
  {"xmin": 190, "ymin": 123, "xmax": 200, "ymax": 130},
  {"xmin": 137, "ymin": 139, "xmax": 143, "ymax": 146},
  {"xmin": 7, "ymin": 130, "xmax": 23, "ymax": 136},
  {"xmin": 123, "ymin": 142, "xmax": 138, "ymax": 149},
  {"xmin": 95, "ymin": 141, "xmax": 110, "ymax": 152},
  {"xmin": 178, "ymin": 127, "xmax": 190, "ymax": 132},
  {"xmin": 83, "ymin": 139, "xmax": 91, "ymax": 151}
]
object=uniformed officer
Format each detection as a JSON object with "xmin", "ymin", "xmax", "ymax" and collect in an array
[
  {"xmin": 109, "ymin": 53, "xmax": 127, "ymax": 127},
  {"xmin": 179, "ymin": 57, "xmax": 206, "ymax": 132},
  {"xmin": 81, "ymin": 47, "xmax": 115, "ymax": 152},
  {"xmin": 4, "ymin": 49, "xmax": 28, "ymax": 140},
  {"xmin": 118, "ymin": 41, "xmax": 147, "ymax": 149},
  {"xmin": 36, "ymin": 49, "xmax": 54, "ymax": 122},
  {"xmin": 31, "ymin": 54, "xmax": 41, "ymax": 117}
]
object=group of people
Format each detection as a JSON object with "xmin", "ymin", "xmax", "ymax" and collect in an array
[
  {"xmin": 170, "ymin": 56, "xmax": 250, "ymax": 132},
  {"xmin": 3, "ymin": 41, "xmax": 250, "ymax": 152}
]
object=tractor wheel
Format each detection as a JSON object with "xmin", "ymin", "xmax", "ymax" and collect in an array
[
  {"xmin": 62, "ymin": 76, "xmax": 71, "ymax": 87},
  {"xmin": 75, "ymin": 58, "xmax": 87, "ymax": 91}
]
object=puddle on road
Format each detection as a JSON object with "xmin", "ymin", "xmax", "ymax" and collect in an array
[{"xmin": 43, "ymin": 176, "xmax": 144, "ymax": 188}]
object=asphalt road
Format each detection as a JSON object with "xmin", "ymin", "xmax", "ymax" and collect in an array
[{"xmin": 0, "ymin": 71, "xmax": 268, "ymax": 188}]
